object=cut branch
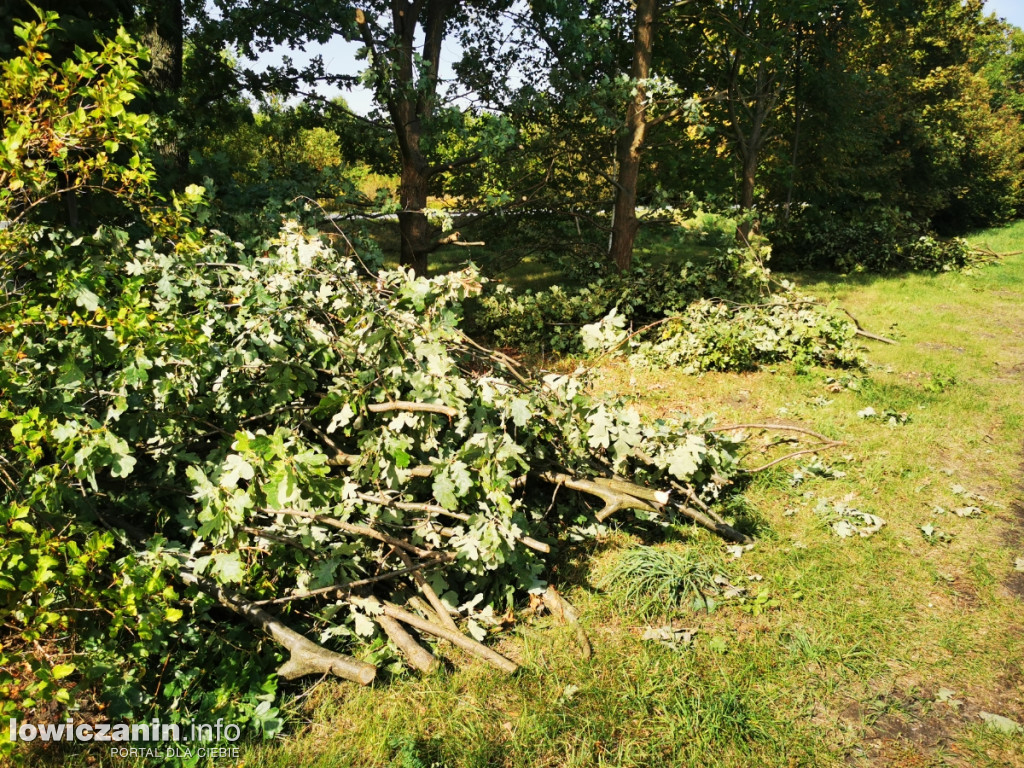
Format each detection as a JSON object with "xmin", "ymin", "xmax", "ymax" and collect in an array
[
  {"xmin": 396, "ymin": 549, "xmax": 460, "ymax": 634},
  {"xmin": 252, "ymin": 559, "xmax": 445, "ymax": 606},
  {"xmin": 367, "ymin": 400, "xmax": 459, "ymax": 418},
  {"xmin": 357, "ymin": 492, "xmax": 551, "ymax": 554},
  {"xmin": 377, "ymin": 614, "xmax": 439, "ymax": 673},
  {"xmin": 533, "ymin": 471, "xmax": 751, "ymax": 544},
  {"xmin": 181, "ymin": 572, "xmax": 376, "ymax": 684},
  {"xmin": 379, "ymin": 602, "xmax": 518, "ymax": 674},
  {"xmin": 265, "ymin": 507, "xmax": 447, "ymax": 560}
]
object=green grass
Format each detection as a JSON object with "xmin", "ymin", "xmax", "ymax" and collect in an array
[{"xmin": 27, "ymin": 221, "xmax": 1024, "ymax": 768}]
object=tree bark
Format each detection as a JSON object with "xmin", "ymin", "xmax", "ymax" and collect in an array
[
  {"xmin": 358, "ymin": 0, "xmax": 454, "ymax": 277},
  {"xmin": 736, "ymin": 149, "xmax": 760, "ymax": 243},
  {"xmin": 141, "ymin": 0, "xmax": 186, "ymax": 174},
  {"xmin": 377, "ymin": 614, "xmax": 439, "ymax": 673},
  {"xmin": 398, "ymin": 151, "xmax": 431, "ymax": 276},
  {"xmin": 608, "ymin": 0, "xmax": 657, "ymax": 272}
]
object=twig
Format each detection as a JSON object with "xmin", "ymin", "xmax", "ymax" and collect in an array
[
  {"xmin": 855, "ymin": 328, "xmax": 896, "ymax": 345},
  {"xmin": 744, "ymin": 443, "xmax": 843, "ymax": 473},
  {"xmin": 707, "ymin": 423, "xmax": 835, "ymax": 441},
  {"xmin": 263, "ymin": 508, "xmax": 447, "ymax": 560},
  {"xmin": 252, "ymin": 560, "xmax": 446, "ymax": 606},
  {"xmin": 542, "ymin": 586, "xmax": 592, "ymax": 660}
]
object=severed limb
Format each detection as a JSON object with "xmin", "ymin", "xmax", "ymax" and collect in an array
[
  {"xmin": 357, "ymin": 492, "xmax": 551, "ymax": 554},
  {"xmin": 376, "ymin": 601, "xmax": 519, "ymax": 675},
  {"xmin": 181, "ymin": 572, "xmax": 376, "ymax": 685},
  {"xmin": 377, "ymin": 614, "xmax": 439, "ymax": 673},
  {"xmin": 533, "ymin": 471, "xmax": 752, "ymax": 544},
  {"xmin": 395, "ymin": 549, "xmax": 460, "ymax": 634}
]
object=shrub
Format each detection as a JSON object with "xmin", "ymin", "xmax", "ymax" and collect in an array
[{"xmin": 774, "ymin": 205, "xmax": 979, "ymax": 273}]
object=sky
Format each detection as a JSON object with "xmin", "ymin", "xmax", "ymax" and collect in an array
[
  {"xmin": 245, "ymin": 0, "xmax": 1024, "ymax": 117},
  {"xmin": 985, "ymin": 0, "xmax": 1024, "ymax": 29}
]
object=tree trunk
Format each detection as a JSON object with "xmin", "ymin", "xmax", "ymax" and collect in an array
[
  {"xmin": 141, "ymin": 0, "xmax": 185, "ymax": 174},
  {"xmin": 356, "ymin": 0, "xmax": 453, "ymax": 278},
  {"xmin": 398, "ymin": 157, "xmax": 431, "ymax": 276},
  {"xmin": 608, "ymin": 0, "xmax": 656, "ymax": 272},
  {"xmin": 736, "ymin": 151, "xmax": 760, "ymax": 243}
]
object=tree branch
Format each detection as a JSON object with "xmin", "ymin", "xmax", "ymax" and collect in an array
[{"xmin": 181, "ymin": 572, "xmax": 376, "ymax": 684}]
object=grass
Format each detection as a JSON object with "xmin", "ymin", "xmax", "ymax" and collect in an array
[{"xmin": 27, "ymin": 221, "xmax": 1024, "ymax": 768}]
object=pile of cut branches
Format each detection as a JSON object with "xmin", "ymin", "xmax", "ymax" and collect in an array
[{"xmin": 0, "ymin": 215, "xmax": 839, "ymax": 731}]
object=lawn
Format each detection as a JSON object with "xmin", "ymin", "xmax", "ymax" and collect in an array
[{"xmin": 37, "ymin": 222, "xmax": 1024, "ymax": 768}]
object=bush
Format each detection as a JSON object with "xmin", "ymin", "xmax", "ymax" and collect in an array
[{"xmin": 774, "ymin": 205, "xmax": 977, "ymax": 273}]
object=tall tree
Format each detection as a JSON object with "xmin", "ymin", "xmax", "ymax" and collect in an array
[
  {"xmin": 205, "ymin": 0, "xmax": 501, "ymax": 275},
  {"xmin": 607, "ymin": 0, "xmax": 655, "ymax": 271}
]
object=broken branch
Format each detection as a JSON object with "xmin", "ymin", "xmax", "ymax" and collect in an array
[{"xmin": 377, "ymin": 614, "xmax": 439, "ymax": 673}]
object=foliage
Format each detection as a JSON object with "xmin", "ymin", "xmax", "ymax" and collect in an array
[
  {"xmin": 474, "ymin": 245, "xmax": 773, "ymax": 354},
  {"xmin": 626, "ymin": 296, "xmax": 861, "ymax": 374},
  {"xmin": 0, "ymin": 9, "xmax": 154, "ymax": 241},
  {"xmin": 187, "ymin": 97, "xmax": 376, "ymax": 239},
  {"xmin": 775, "ymin": 0, "xmax": 1024, "ymax": 249},
  {"xmin": 474, "ymin": 241, "xmax": 860, "ymax": 373},
  {"xmin": 774, "ymin": 205, "xmax": 980, "ymax": 273},
  {"xmin": 0, "ymin": 214, "xmax": 753, "ymax": 735},
  {"xmin": 0, "ymin": 16, "xmax": 757, "ymax": 746}
]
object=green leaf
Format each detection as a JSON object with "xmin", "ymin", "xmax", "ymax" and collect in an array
[
  {"xmin": 74, "ymin": 285, "xmax": 102, "ymax": 312},
  {"xmin": 211, "ymin": 552, "xmax": 245, "ymax": 584},
  {"xmin": 433, "ymin": 475, "xmax": 459, "ymax": 510},
  {"xmin": 51, "ymin": 663, "xmax": 75, "ymax": 679},
  {"xmin": 509, "ymin": 398, "xmax": 532, "ymax": 428},
  {"xmin": 220, "ymin": 454, "xmax": 255, "ymax": 488}
]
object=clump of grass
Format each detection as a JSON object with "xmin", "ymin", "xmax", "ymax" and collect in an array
[{"xmin": 601, "ymin": 546, "xmax": 727, "ymax": 617}]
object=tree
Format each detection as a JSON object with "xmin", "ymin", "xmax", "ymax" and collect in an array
[
  {"xmin": 204, "ymin": 0, "xmax": 505, "ymax": 275},
  {"xmin": 607, "ymin": 0, "xmax": 656, "ymax": 271},
  {"xmin": 671, "ymin": 0, "xmax": 850, "ymax": 238}
]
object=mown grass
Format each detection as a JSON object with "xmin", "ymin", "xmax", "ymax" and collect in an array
[{"xmin": 33, "ymin": 221, "xmax": 1024, "ymax": 768}]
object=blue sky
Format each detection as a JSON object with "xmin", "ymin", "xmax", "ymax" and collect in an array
[{"xmin": 986, "ymin": 0, "xmax": 1024, "ymax": 29}]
